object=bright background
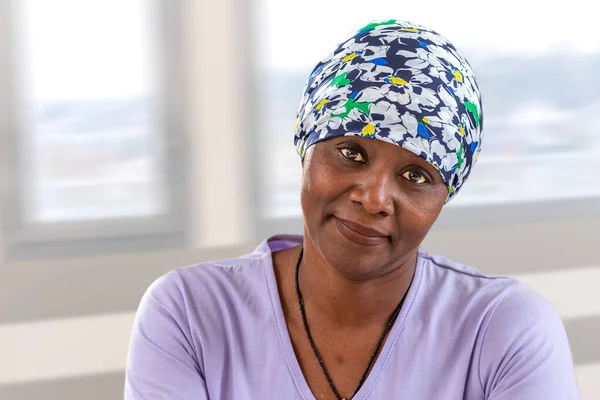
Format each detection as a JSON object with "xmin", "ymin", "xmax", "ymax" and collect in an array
[{"xmin": 0, "ymin": 0, "xmax": 599, "ymax": 399}]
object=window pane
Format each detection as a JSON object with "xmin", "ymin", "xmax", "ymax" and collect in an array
[
  {"xmin": 257, "ymin": 1, "xmax": 600, "ymax": 218},
  {"xmin": 15, "ymin": 0, "xmax": 165, "ymax": 223}
]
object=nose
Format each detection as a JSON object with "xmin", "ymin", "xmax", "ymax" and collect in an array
[{"xmin": 348, "ymin": 171, "xmax": 396, "ymax": 216}]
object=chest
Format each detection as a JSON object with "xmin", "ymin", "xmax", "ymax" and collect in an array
[
  {"xmin": 286, "ymin": 321, "xmax": 392, "ymax": 400},
  {"xmin": 198, "ymin": 314, "xmax": 485, "ymax": 400}
]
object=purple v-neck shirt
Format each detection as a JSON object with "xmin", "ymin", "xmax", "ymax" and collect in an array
[{"xmin": 125, "ymin": 235, "xmax": 580, "ymax": 399}]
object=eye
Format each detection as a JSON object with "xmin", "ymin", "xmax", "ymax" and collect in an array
[
  {"xmin": 401, "ymin": 168, "xmax": 428, "ymax": 184},
  {"xmin": 340, "ymin": 147, "xmax": 366, "ymax": 163}
]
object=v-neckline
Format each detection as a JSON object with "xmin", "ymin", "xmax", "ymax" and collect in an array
[{"xmin": 262, "ymin": 236, "xmax": 424, "ymax": 400}]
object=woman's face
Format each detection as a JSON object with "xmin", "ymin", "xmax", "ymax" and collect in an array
[{"xmin": 301, "ymin": 136, "xmax": 448, "ymax": 279}]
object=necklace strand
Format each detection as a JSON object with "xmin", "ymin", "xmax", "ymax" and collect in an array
[{"xmin": 294, "ymin": 248, "xmax": 406, "ymax": 400}]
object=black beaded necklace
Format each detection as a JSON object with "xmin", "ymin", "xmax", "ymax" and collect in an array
[{"xmin": 294, "ymin": 248, "xmax": 406, "ymax": 400}]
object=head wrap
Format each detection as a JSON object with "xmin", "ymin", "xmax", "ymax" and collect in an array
[{"xmin": 293, "ymin": 19, "xmax": 483, "ymax": 202}]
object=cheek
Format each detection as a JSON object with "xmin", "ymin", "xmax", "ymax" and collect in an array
[
  {"xmin": 300, "ymin": 150, "xmax": 343, "ymax": 220},
  {"xmin": 397, "ymin": 191, "xmax": 445, "ymax": 238},
  {"xmin": 301, "ymin": 157, "xmax": 329, "ymax": 212}
]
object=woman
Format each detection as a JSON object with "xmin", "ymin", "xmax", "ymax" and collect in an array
[{"xmin": 125, "ymin": 20, "xmax": 580, "ymax": 399}]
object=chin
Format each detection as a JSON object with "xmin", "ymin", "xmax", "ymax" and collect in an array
[
  {"xmin": 315, "ymin": 217, "xmax": 416, "ymax": 278},
  {"xmin": 321, "ymin": 228, "xmax": 393, "ymax": 278}
]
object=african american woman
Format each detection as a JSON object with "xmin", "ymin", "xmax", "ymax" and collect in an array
[{"xmin": 125, "ymin": 20, "xmax": 580, "ymax": 400}]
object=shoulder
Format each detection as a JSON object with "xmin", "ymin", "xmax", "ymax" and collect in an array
[
  {"xmin": 480, "ymin": 281, "xmax": 567, "ymax": 354},
  {"xmin": 416, "ymin": 250, "xmax": 568, "ymax": 355},
  {"xmin": 417, "ymin": 251, "xmax": 578, "ymax": 397},
  {"xmin": 419, "ymin": 249, "xmax": 507, "ymax": 281},
  {"xmin": 138, "ymin": 235, "xmax": 300, "ymax": 322},
  {"xmin": 477, "ymin": 282, "xmax": 578, "ymax": 397},
  {"xmin": 126, "ymin": 251, "xmax": 268, "ymax": 393},
  {"xmin": 418, "ymin": 249, "xmax": 563, "ymax": 336},
  {"xmin": 141, "ymin": 249, "xmax": 269, "ymax": 313},
  {"xmin": 417, "ymin": 249, "xmax": 519, "ymax": 302},
  {"xmin": 487, "ymin": 280, "xmax": 562, "ymax": 326}
]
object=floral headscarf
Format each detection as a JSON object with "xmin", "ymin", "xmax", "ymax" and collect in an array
[{"xmin": 294, "ymin": 19, "xmax": 483, "ymax": 202}]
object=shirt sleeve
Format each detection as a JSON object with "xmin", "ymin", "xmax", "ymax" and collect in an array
[
  {"xmin": 479, "ymin": 282, "xmax": 581, "ymax": 400},
  {"xmin": 125, "ymin": 271, "xmax": 209, "ymax": 400}
]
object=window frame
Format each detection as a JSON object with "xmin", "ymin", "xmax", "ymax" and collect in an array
[{"xmin": 0, "ymin": 0, "xmax": 190, "ymax": 259}]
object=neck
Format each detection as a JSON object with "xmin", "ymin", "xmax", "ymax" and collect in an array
[{"xmin": 295, "ymin": 237, "xmax": 416, "ymax": 329}]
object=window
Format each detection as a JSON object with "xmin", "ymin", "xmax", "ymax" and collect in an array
[
  {"xmin": 0, "ymin": 0, "xmax": 187, "ymax": 258},
  {"xmin": 255, "ymin": 0, "xmax": 600, "ymax": 224}
]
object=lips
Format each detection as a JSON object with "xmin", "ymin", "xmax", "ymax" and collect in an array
[{"xmin": 333, "ymin": 217, "xmax": 389, "ymax": 246}]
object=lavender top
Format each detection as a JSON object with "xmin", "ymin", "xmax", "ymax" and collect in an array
[{"xmin": 125, "ymin": 235, "xmax": 580, "ymax": 399}]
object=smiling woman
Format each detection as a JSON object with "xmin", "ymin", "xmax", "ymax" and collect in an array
[
  {"xmin": 300, "ymin": 137, "xmax": 448, "ymax": 280},
  {"xmin": 124, "ymin": 20, "xmax": 580, "ymax": 400}
]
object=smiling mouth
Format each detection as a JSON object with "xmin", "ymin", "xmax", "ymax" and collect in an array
[{"xmin": 333, "ymin": 217, "xmax": 389, "ymax": 246}]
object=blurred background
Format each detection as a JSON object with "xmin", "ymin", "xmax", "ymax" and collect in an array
[{"xmin": 0, "ymin": 0, "xmax": 599, "ymax": 399}]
